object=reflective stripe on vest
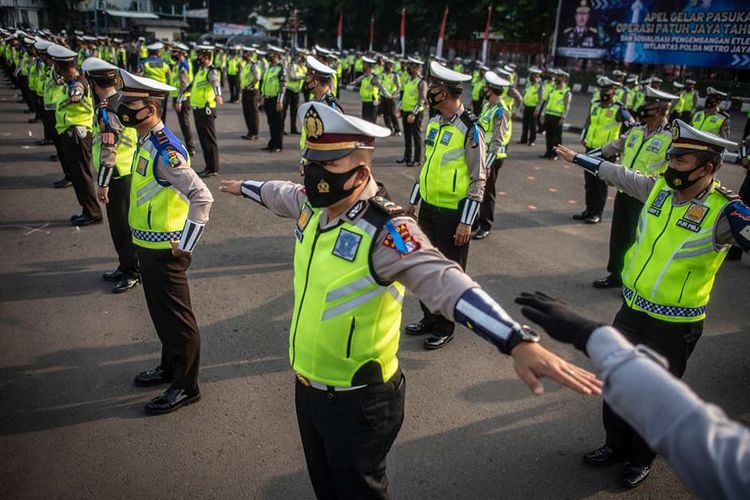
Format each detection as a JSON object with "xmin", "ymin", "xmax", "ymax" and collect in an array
[
  {"xmin": 290, "ymin": 202, "xmax": 404, "ymax": 387},
  {"xmin": 128, "ymin": 128, "xmax": 190, "ymax": 249},
  {"xmin": 420, "ymin": 117, "xmax": 472, "ymax": 209},
  {"xmin": 189, "ymin": 66, "xmax": 216, "ymax": 108},
  {"xmin": 621, "ymin": 126, "xmax": 672, "ymax": 176},
  {"xmin": 584, "ymin": 103, "xmax": 623, "ymax": 149},
  {"xmin": 621, "ymin": 177, "xmax": 731, "ymax": 322}
]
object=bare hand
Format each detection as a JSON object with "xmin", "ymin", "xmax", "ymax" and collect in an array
[
  {"xmin": 405, "ymin": 204, "xmax": 418, "ymax": 218},
  {"xmin": 511, "ymin": 342, "xmax": 603, "ymax": 396},
  {"xmin": 553, "ymin": 145, "xmax": 578, "ymax": 163},
  {"xmin": 558, "ymin": 117, "xmax": 564, "ymax": 126},
  {"xmin": 406, "ymin": 114, "xmax": 415, "ymax": 124},
  {"xmin": 454, "ymin": 222, "xmax": 472, "ymax": 246},
  {"xmin": 97, "ymin": 186, "xmax": 109, "ymax": 204},
  {"xmin": 169, "ymin": 239, "xmax": 190, "ymax": 258},
  {"xmin": 219, "ymin": 179, "xmax": 244, "ymax": 195},
  {"xmin": 275, "ymin": 101, "xmax": 283, "ymax": 112},
  {"xmin": 216, "ymin": 96, "xmax": 223, "ymax": 106}
]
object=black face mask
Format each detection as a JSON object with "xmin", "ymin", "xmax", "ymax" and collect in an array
[
  {"xmin": 303, "ymin": 78, "xmax": 317, "ymax": 93},
  {"xmin": 664, "ymin": 163, "xmax": 706, "ymax": 191},
  {"xmin": 637, "ymin": 104, "xmax": 659, "ymax": 119},
  {"xmin": 303, "ymin": 162, "xmax": 363, "ymax": 207},
  {"xmin": 705, "ymin": 97, "xmax": 721, "ymax": 108},
  {"xmin": 427, "ymin": 86, "xmax": 446, "ymax": 107},
  {"xmin": 600, "ymin": 92, "xmax": 613, "ymax": 102},
  {"xmin": 116, "ymin": 103, "xmax": 152, "ymax": 127}
]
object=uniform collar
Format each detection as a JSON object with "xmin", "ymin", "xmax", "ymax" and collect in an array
[
  {"xmin": 319, "ymin": 177, "xmax": 378, "ymax": 228},
  {"xmin": 140, "ymin": 121, "xmax": 165, "ymax": 145},
  {"xmin": 439, "ymin": 103, "xmax": 465, "ymax": 126}
]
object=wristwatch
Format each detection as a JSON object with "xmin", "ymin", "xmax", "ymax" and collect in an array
[{"xmin": 504, "ymin": 324, "xmax": 540, "ymax": 354}]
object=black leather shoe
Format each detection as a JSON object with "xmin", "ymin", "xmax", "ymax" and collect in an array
[
  {"xmin": 49, "ymin": 154, "xmax": 59, "ymax": 162},
  {"xmin": 102, "ymin": 270, "xmax": 124, "ymax": 282},
  {"xmin": 396, "ymin": 158, "xmax": 410, "ymax": 164},
  {"xmin": 261, "ymin": 146, "xmax": 274, "ymax": 151},
  {"xmin": 538, "ymin": 153, "xmax": 551, "ymax": 159},
  {"xmin": 583, "ymin": 445, "xmax": 625, "ymax": 466},
  {"xmin": 620, "ymin": 463, "xmax": 651, "ymax": 488},
  {"xmin": 145, "ymin": 387, "xmax": 201, "ymax": 415},
  {"xmin": 472, "ymin": 229, "xmax": 490, "ymax": 240},
  {"xmin": 35, "ymin": 138, "xmax": 53, "ymax": 146},
  {"xmin": 572, "ymin": 211, "xmax": 590, "ymax": 220},
  {"xmin": 113, "ymin": 276, "xmax": 140, "ymax": 294},
  {"xmin": 198, "ymin": 169, "xmax": 217, "ymax": 178},
  {"xmin": 424, "ymin": 333, "xmax": 453, "ymax": 350},
  {"xmin": 71, "ymin": 214, "xmax": 103, "ymax": 227},
  {"xmin": 592, "ymin": 274, "xmax": 622, "ymax": 289},
  {"xmin": 584, "ymin": 214, "xmax": 601, "ymax": 224},
  {"xmin": 241, "ymin": 134, "xmax": 253, "ymax": 140},
  {"xmin": 405, "ymin": 319, "xmax": 434, "ymax": 336},
  {"xmin": 406, "ymin": 161, "xmax": 416, "ymax": 167},
  {"xmin": 53, "ymin": 177, "xmax": 72, "ymax": 188},
  {"xmin": 133, "ymin": 367, "xmax": 171, "ymax": 387}
]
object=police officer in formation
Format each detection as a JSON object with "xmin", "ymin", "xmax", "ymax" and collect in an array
[
  {"xmin": 397, "ymin": 57, "xmax": 426, "ymax": 167},
  {"xmin": 189, "ymin": 44, "xmax": 222, "ymax": 177},
  {"xmin": 691, "ymin": 87, "xmax": 730, "ymax": 138},
  {"xmin": 260, "ymin": 45, "xmax": 287, "ymax": 152},
  {"xmin": 284, "ymin": 50, "xmax": 306, "ymax": 135},
  {"xmin": 219, "ymin": 100, "xmax": 601, "ymax": 499},
  {"xmin": 405, "ymin": 61, "xmax": 486, "ymax": 350},
  {"xmin": 672, "ymin": 78, "xmax": 697, "ymax": 123},
  {"xmin": 379, "ymin": 58, "xmax": 401, "ymax": 136},
  {"xmin": 240, "ymin": 46, "xmax": 261, "ymax": 140},
  {"xmin": 519, "ymin": 66, "xmax": 542, "ymax": 147},
  {"xmin": 117, "ymin": 70, "xmax": 213, "ymax": 414},
  {"xmin": 538, "ymin": 68, "xmax": 571, "ymax": 160},
  {"xmin": 574, "ymin": 77, "xmax": 631, "ymax": 225},
  {"xmin": 226, "ymin": 46, "xmax": 241, "ymax": 103},
  {"xmin": 170, "ymin": 42, "xmax": 195, "ymax": 157},
  {"xmin": 555, "ymin": 119, "xmax": 748, "ymax": 488},
  {"xmin": 348, "ymin": 56, "xmax": 382, "ymax": 124},
  {"xmin": 83, "ymin": 57, "xmax": 140, "ymax": 294}
]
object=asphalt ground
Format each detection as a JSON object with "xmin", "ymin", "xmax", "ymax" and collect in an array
[{"xmin": 1, "ymin": 80, "xmax": 749, "ymax": 500}]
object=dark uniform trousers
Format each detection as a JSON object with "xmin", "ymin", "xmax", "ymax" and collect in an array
[
  {"xmin": 295, "ymin": 370, "xmax": 405, "ymax": 500},
  {"xmin": 604, "ymin": 305, "xmax": 703, "ymax": 466},
  {"xmin": 361, "ymin": 102, "xmax": 377, "ymax": 124},
  {"xmin": 379, "ymin": 97, "xmax": 400, "ymax": 135},
  {"xmin": 106, "ymin": 175, "xmax": 139, "ymax": 278},
  {"xmin": 520, "ymin": 105, "xmax": 537, "ymax": 145},
  {"xmin": 606, "ymin": 191, "xmax": 643, "ymax": 277},
  {"xmin": 41, "ymin": 105, "xmax": 56, "ymax": 142},
  {"xmin": 172, "ymin": 98, "xmax": 195, "ymax": 153},
  {"xmin": 138, "ymin": 248, "xmax": 201, "ymax": 391},
  {"xmin": 59, "ymin": 128, "xmax": 101, "ymax": 220},
  {"xmin": 727, "ymin": 170, "xmax": 750, "ymax": 260},
  {"xmin": 228, "ymin": 74, "xmax": 240, "ymax": 102},
  {"xmin": 242, "ymin": 89, "xmax": 259, "ymax": 136},
  {"xmin": 583, "ymin": 148, "xmax": 608, "ymax": 218},
  {"xmin": 476, "ymin": 159, "xmax": 504, "ymax": 232},
  {"xmin": 263, "ymin": 98, "xmax": 284, "ymax": 150},
  {"xmin": 418, "ymin": 202, "xmax": 470, "ymax": 336},
  {"xmin": 401, "ymin": 111, "xmax": 423, "ymax": 163},
  {"xmin": 471, "ymin": 99, "xmax": 483, "ymax": 116},
  {"xmin": 543, "ymin": 114, "xmax": 563, "ymax": 157},
  {"xmin": 193, "ymin": 107, "xmax": 220, "ymax": 173},
  {"xmin": 44, "ymin": 110, "xmax": 66, "ymax": 177},
  {"xmin": 283, "ymin": 89, "xmax": 300, "ymax": 133}
]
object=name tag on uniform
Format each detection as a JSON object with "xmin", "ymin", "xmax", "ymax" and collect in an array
[
  {"xmin": 136, "ymin": 156, "xmax": 148, "ymax": 176},
  {"xmin": 332, "ymin": 229, "xmax": 362, "ymax": 262},
  {"xmin": 425, "ymin": 128, "xmax": 438, "ymax": 146},
  {"xmin": 440, "ymin": 131, "xmax": 453, "ymax": 145}
]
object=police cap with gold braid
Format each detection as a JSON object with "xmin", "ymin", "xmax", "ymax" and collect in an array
[{"xmin": 667, "ymin": 119, "xmax": 737, "ymax": 156}]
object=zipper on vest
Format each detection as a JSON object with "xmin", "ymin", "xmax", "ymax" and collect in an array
[
  {"xmin": 452, "ymin": 169, "xmax": 457, "ymax": 192},
  {"xmin": 147, "ymin": 202, "xmax": 152, "ymax": 229},
  {"xmin": 632, "ymin": 203, "xmax": 674, "ymax": 295},
  {"xmin": 290, "ymin": 225, "xmax": 322, "ymax": 365},
  {"xmin": 346, "ymin": 317, "xmax": 356, "ymax": 358},
  {"xmin": 678, "ymin": 271, "xmax": 691, "ymax": 304}
]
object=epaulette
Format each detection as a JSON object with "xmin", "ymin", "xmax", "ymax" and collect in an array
[
  {"xmin": 460, "ymin": 110, "xmax": 480, "ymax": 148},
  {"xmin": 368, "ymin": 195, "xmax": 404, "ymax": 217},
  {"xmin": 718, "ymin": 110, "xmax": 730, "ymax": 118},
  {"xmin": 154, "ymin": 129, "xmax": 170, "ymax": 146},
  {"xmin": 716, "ymin": 184, "xmax": 740, "ymax": 200},
  {"xmin": 459, "ymin": 109, "xmax": 478, "ymax": 129}
]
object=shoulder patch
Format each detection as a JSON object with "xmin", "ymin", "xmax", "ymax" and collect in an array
[
  {"xmin": 382, "ymin": 221, "xmax": 421, "ymax": 257},
  {"xmin": 716, "ymin": 184, "xmax": 740, "ymax": 200},
  {"xmin": 164, "ymin": 146, "xmax": 183, "ymax": 168}
]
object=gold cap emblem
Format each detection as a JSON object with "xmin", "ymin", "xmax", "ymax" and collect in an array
[
  {"xmin": 304, "ymin": 107, "xmax": 324, "ymax": 139},
  {"xmin": 317, "ymin": 179, "xmax": 330, "ymax": 193},
  {"xmin": 671, "ymin": 125, "xmax": 679, "ymax": 140}
]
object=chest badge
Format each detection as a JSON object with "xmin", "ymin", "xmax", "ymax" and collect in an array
[
  {"xmin": 647, "ymin": 138, "xmax": 662, "ymax": 152},
  {"xmin": 426, "ymin": 127, "xmax": 438, "ymax": 145},
  {"xmin": 684, "ymin": 203, "xmax": 708, "ymax": 224},
  {"xmin": 332, "ymin": 229, "xmax": 362, "ymax": 262},
  {"xmin": 136, "ymin": 156, "xmax": 148, "ymax": 176},
  {"xmin": 440, "ymin": 131, "xmax": 453, "ymax": 145}
]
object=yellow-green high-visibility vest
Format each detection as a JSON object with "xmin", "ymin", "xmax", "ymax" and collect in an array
[
  {"xmin": 240, "ymin": 61, "xmax": 259, "ymax": 90},
  {"xmin": 55, "ymin": 80, "xmax": 94, "ymax": 134},
  {"xmin": 143, "ymin": 57, "xmax": 169, "ymax": 83},
  {"xmin": 354, "ymin": 57, "xmax": 364, "ymax": 72},
  {"xmin": 129, "ymin": 128, "xmax": 190, "ymax": 249},
  {"xmin": 92, "ymin": 105, "xmax": 138, "ymax": 177},
  {"xmin": 691, "ymin": 110, "xmax": 726, "ymax": 136},
  {"xmin": 227, "ymin": 55, "xmax": 240, "ymax": 75},
  {"xmin": 43, "ymin": 68, "xmax": 65, "ymax": 110},
  {"xmin": 261, "ymin": 64, "xmax": 282, "ymax": 98},
  {"xmin": 614, "ymin": 86, "xmax": 627, "ymax": 105},
  {"xmin": 584, "ymin": 102, "xmax": 623, "ymax": 149},
  {"xmin": 138, "ymin": 44, "xmax": 148, "ymax": 59},
  {"xmin": 189, "ymin": 65, "xmax": 217, "ymax": 108},
  {"xmin": 545, "ymin": 86, "xmax": 569, "ymax": 116},
  {"xmin": 479, "ymin": 101, "xmax": 511, "ymax": 159},
  {"xmin": 359, "ymin": 75, "xmax": 378, "ymax": 103},
  {"xmin": 381, "ymin": 72, "xmax": 398, "ymax": 96},
  {"xmin": 471, "ymin": 78, "xmax": 485, "ymax": 101},
  {"xmin": 289, "ymin": 200, "xmax": 405, "ymax": 387},
  {"xmin": 620, "ymin": 126, "xmax": 672, "ymax": 176},
  {"xmin": 169, "ymin": 60, "xmax": 193, "ymax": 99},
  {"xmin": 622, "ymin": 177, "xmax": 733, "ymax": 322},
  {"xmin": 420, "ymin": 115, "xmax": 474, "ymax": 209},
  {"xmin": 523, "ymin": 82, "xmax": 541, "ymax": 107},
  {"xmin": 287, "ymin": 63, "xmax": 306, "ymax": 93}
]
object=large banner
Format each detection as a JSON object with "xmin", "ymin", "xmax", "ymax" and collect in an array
[{"xmin": 555, "ymin": 0, "xmax": 750, "ymax": 69}]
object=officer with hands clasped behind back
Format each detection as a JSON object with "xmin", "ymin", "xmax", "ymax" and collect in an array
[
  {"xmin": 116, "ymin": 70, "xmax": 214, "ymax": 415},
  {"xmin": 189, "ymin": 44, "xmax": 222, "ymax": 178},
  {"xmin": 82, "ymin": 57, "xmax": 140, "ymax": 294},
  {"xmin": 554, "ymin": 120, "xmax": 750, "ymax": 488},
  {"xmin": 220, "ymin": 101, "xmax": 602, "ymax": 500},
  {"xmin": 405, "ymin": 61, "xmax": 486, "ymax": 350}
]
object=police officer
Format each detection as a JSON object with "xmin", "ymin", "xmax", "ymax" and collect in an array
[
  {"xmin": 397, "ymin": 57, "xmax": 426, "ymax": 167},
  {"xmin": 348, "ymin": 56, "xmax": 381, "ymax": 124},
  {"xmin": 49, "ymin": 44, "xmax": 101, "ymax": 226},
  {"xmin": 240, "ymin": 46, "xmax": 261, "ymax": 140},
  {"xmin": 40, "ymin": 41, "xmax": 69, "ymax": 186},
  {"xmin": 539, "ymin": 69, "xmax": 571, "ymax": 160},
  {"xmin": 555, "ymin": 120, "xmax": 748, "ymax": 488},
  {"xmin": 474, "ymin": 71, "xmax": 511, "ymax": 240},
  {"xmin": 83, "ymin": 58, "xmax": 140, "ymax": 293},
  {"xmin": 519, "ymin": 66, "xmax": 542, "ymax": 146},
  {"xmin": 623, "ymin": 75, "xmax": 642, "ymax": 128},
  {"xmin": 226, "ymin": 46, "xmax": 241, "ymax": 103},
  {"xmin": 220, "ymin": 101, "xmax": 602, "ymax": 499},
  {"xmin": 574, "ymin": 77, "xmax": 631, "ymax": 224},
  {"xmin": 691, "ymin": 87, "xmax": 730, "ymax": 139},
  {"xmin": 116, "ymin": 70, "xmax": 213, "ymax": 415},
  {"xmin": 588, "ymin": 86, "xmax": 676, "ymax": 289},
  {"xmin": 283, "ymin": 51, "xmax": 306, "ymax": 135},
  {"xmin": 470, "ymin": 62, "xmax": 487, "ymax": 115},
  {"xmin": 140, "ymin": 42, "xmax": 170, "ymax": 121},
  {"xmin": 260, "ymin": 45, "xmax": 287, "ymax": 152},
  {"xmin": 379, "ymin": 58, "xmax": 401, "ymax": 136},
  {"xmin": 189, "ymin": 44, "xmax": 222, "ymax": 177},
  {"xmin": 170, "ymin": 42, "xmax": 196, "ymax": 157},
  {"xmin": 405, "ymin": 61, "xmax": 486, "ymax": 349}
]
